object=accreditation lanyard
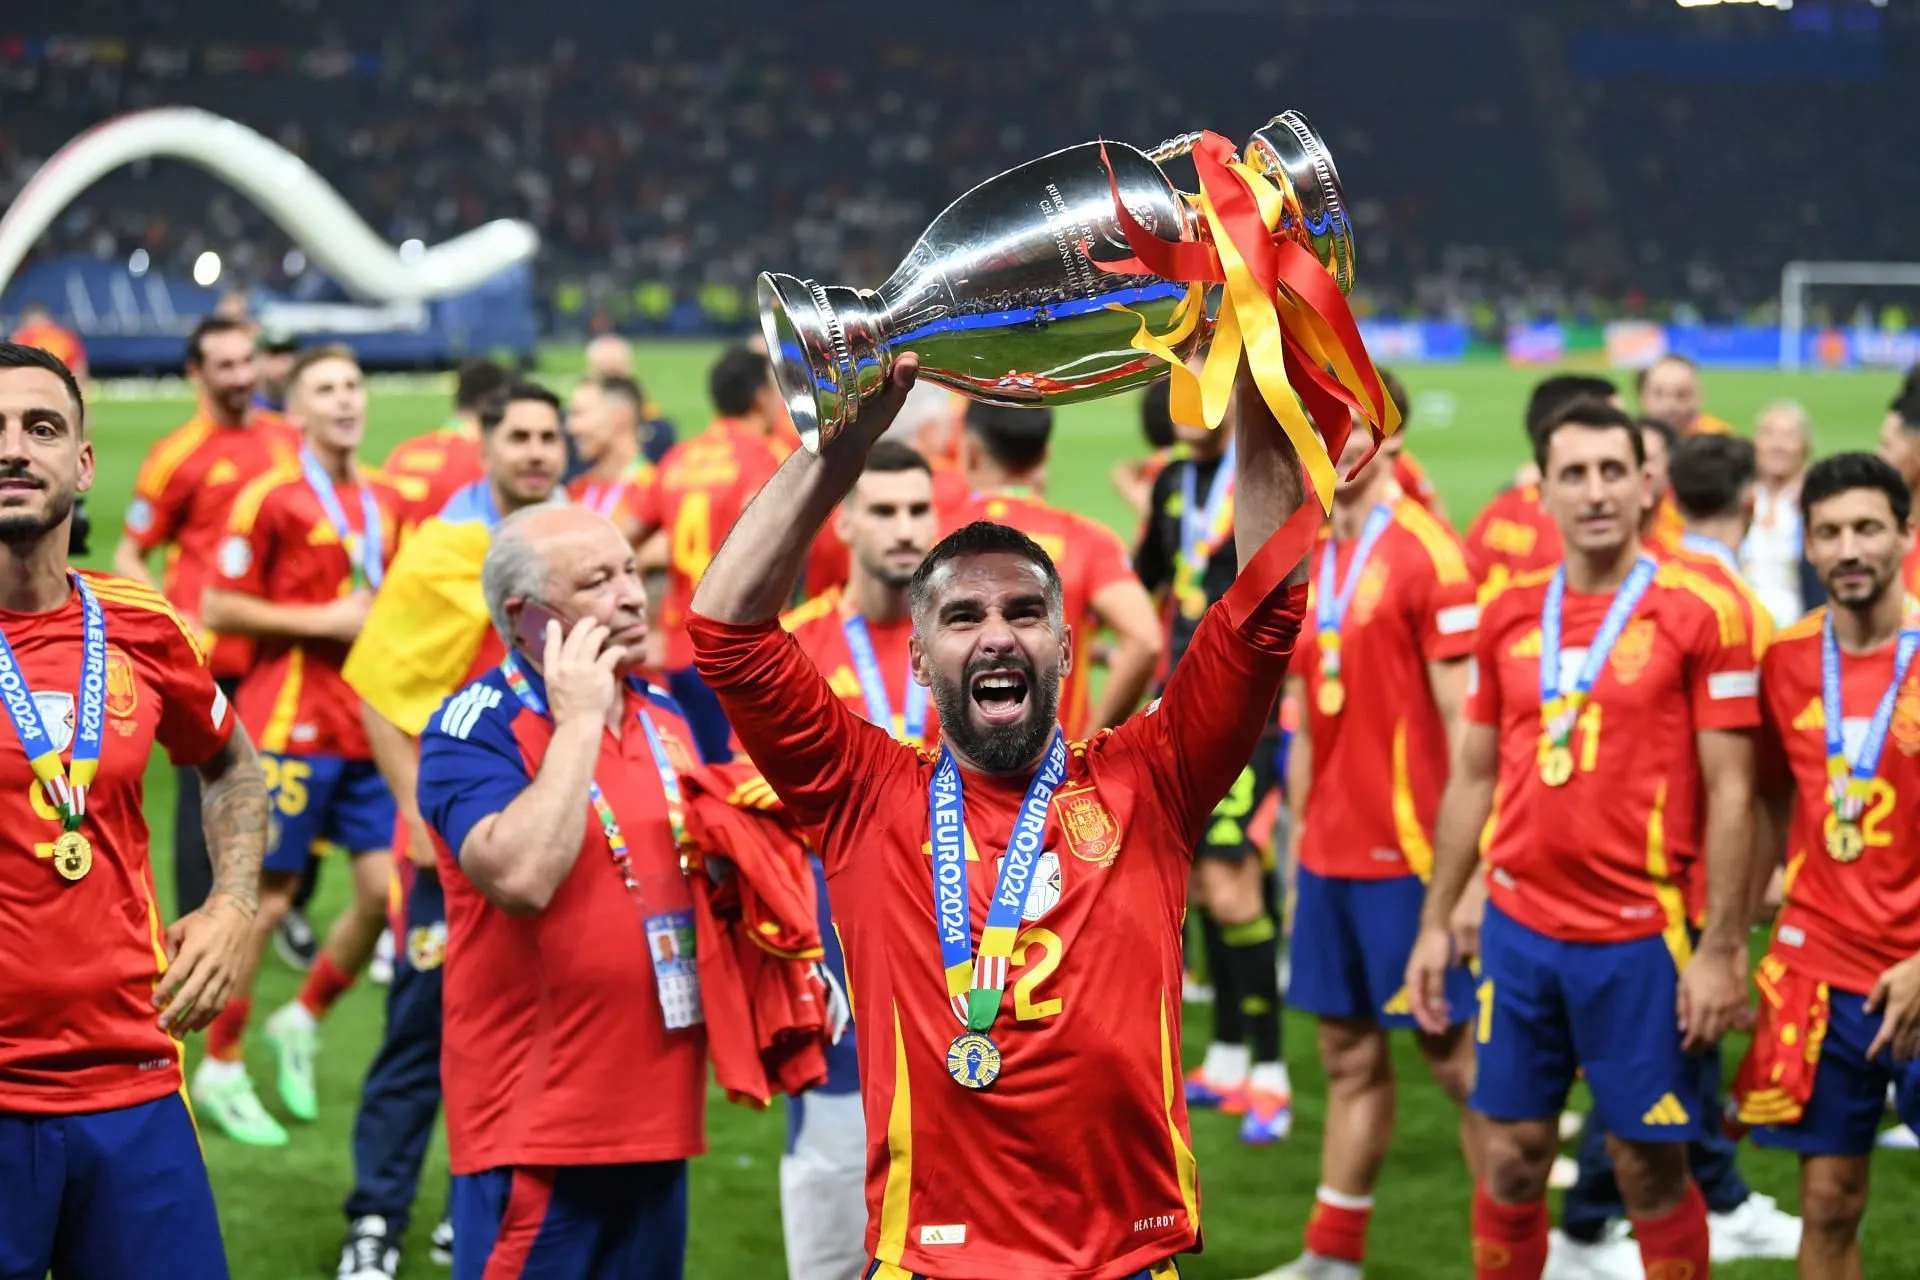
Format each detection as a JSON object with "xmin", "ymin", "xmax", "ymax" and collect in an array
[
  {"xmin": 0, "ymin": 572, "xmax": 105, "ymax": 829},
  {"xmin": 1820, "ymin": 605, "xmax": 1920, "ymax": 826},
  {"xmin": 1538, "ymin": 556, "xmax": 1658, "ymax": 749},
  {"xmin": 1175, "ymin": 446, "xmax": 1235, "ymax": 605},
  {"xmin": 843, "ymin": 613, "xmax": 928, "ymax": 745},
  {"xmin": 928, "ymin": 729, "xmax": 1067, "ymax": 1031},
  {"xmin": 299, "ymin": 449, "xmax": 384, "ymax": 591},
  {"xmin": 1313, "ymin": 503, "xmax": 1394, "ymax": 699}
]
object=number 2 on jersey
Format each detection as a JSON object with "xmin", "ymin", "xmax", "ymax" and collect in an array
[{"xmin": 1011, "ymin": 926, "xmax": 1064, "ymax": 1022}]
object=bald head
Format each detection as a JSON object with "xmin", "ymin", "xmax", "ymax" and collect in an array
[
  {"xmin": 483, "ymin": 505, "xmax": 651, "ymax": 672},
  {"xmin": 584, "ymin": 335, "xmax": 633, "ymax": 381}
]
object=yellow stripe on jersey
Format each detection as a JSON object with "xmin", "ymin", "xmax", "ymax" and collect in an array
[
  {"xmin": 342, "ymin": 516, "xmax": 493, "ymax": 734},
  {"xmin": 1395, "ymin": 500, "xmax": 1470, "ymax": 586},
  {"xmin": 874, "ymin": 1002, "xmax": 914, "ymax": 1268},
  {"xmin": 135, "ymin": 417, "xmax": 215, "ymax": 499},
  {"xmin": 1390, "ymin": 720, "xmax": 1435, "ymax": 881},
  {"xmin": 779, "ymin": 587, "xmax": 839, "ymax": 632},
  {"xmin": 1776, "ymin": 607, "xmax": 1826, "ymax": 646},
  {"xmin": 88, "ymin": 577, "xmax": 208, "ymax": 662},
  {"xmin": 227, "ymin": 463, "xmax": 303, "ymax": 536},
  {"xmin": 1159, "ymin": 988, "xmax": 1200, "ymax": 1235},
  {"xmin": 261, "ymin": 648, "xmax": 305, "ymax": 753},
  {"xmin": 1642, "ymin": 782, "xmax": 1693, "ymax": 972},
  {"xmin": 1655, "ymin": 560, "xmax": 1748, "ymax": 653}
]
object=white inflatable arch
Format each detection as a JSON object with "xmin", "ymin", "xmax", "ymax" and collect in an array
[{"xmin": 0, "ymin": 107, "xmax": 539, "ymax": 301}]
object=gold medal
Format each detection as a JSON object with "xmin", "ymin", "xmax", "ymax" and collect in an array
[
  {"xmin": 1178, "ymin": 584, "xmax": 1207, "ymax": 621},
  {"xmin": 946, "ymin": 1031, "xmax": 1003, "ymax": 1090},
  {"xmin": 1538, "ymin": 742, "xmax": 1575, "ymax": 788},
  {"xmin": 52, "ymin": 830, "xmax": 91, "ymax": 881},
  {"xmin": 1826, "ymin": 820, "xmax": 1865, "ymax": 864},
  {"xmin": 1317, "ymin": 678, "xmax": 1346, "ymax": 717}
]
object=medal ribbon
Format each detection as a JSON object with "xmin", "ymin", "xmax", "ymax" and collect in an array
[
  {"xmin": 1539, "ymin": 557, "xmax": 1658, "ymax": 745},
  {"xmin": 1679, "ymin": 532, "xmax": 1741, "ymax": 577},
  {"xmin": 499, "ymin": 653, "xmax": 691, "ymax": 892},
  {"xmin": 843, "ymin": 613, "xmax": 929, "ymax": 745},
  {"xmin": 1314, "ymin": 503, "xmax": 1394, "ymax": 681},
  {"xmin": 299, "ymin": 448, "xmax": 385, "ymax": 591},
  {"xmin": 0, "ymin": 573, "xmax": 105, "ymax": 830},
  {"xmin": 1819, "ymin": 604, "xmax": 1920, "ymax": 823},
  {"xmin": 579, "ymin": 459, "xmax": 648, "ymax": 520},
  {"xmin": 928, "ymin": 729, "xmax": 1068, "ymax": 1031},
  {"xmin": 1175, "ymin": 445, "xmax": 1235, "ymax": 608}
]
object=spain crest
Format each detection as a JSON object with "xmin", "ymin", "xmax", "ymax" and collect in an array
[
  {"xmin": 1056, "ymin": 782, "xmax": 1120, "ymax": 866},
  {"xmin": 105, "ymin": 647, "xmax": 138, "ymax": 719},
  {"xmin": 407, "ymin": 922, "xmax": 448, "ymax": 971},
  {"xmin": 1609, "ymin": 619, "xmax": 1657, "ymax": 684},
  {"xmin": 1893, "ymin": 687, "xmax": 1920, "ymax": 756}
]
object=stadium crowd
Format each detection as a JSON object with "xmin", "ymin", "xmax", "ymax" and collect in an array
[{"xmin": 4, "ymin": 285, "xmax": 1920, "ymax": 1280}]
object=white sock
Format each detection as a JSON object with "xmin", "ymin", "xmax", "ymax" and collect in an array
[
  {"xmin": 1249, "ymin": 1060, "xmax": 1291, "ymax": 1096},
  {"xmin": 1202, "ymin": 1041, "xmax": 1250, "ymax": 1084},
  {"xmin": 195, "ymin": 1056, "xmax": 244, "ymax": 1085},
  {"xmin": 275, "ymin": 1000, "xmax": 317, "ymax": 1032},
  {"xmin": 1316, "ymin": 1184, "xmax": 1375, "ymax": 1211}
]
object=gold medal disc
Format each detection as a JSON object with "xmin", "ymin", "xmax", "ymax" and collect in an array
[
  {"xmin": 1538, "ymin": 743, "xmax": 1575, "ymax": 788},
  {"xmin": 946, "ymin": 1031, "xmax": 1003, "ymax": 1090},
  {"xmin": 1318, "ymin": 679, "xmax": 1346, "ymax": 717},
  {"xmin": 1826, "ymin": 820, "xmax": 1865, "ymax": 864},
  {"xmin": 52, "ymin": 830, "xmax": 92, "ymax": 881}
]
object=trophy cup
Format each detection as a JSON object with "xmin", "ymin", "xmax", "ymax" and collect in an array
[{"xmin": 758, "ymin": 111, "xmax": 1353, "ymax": 451}]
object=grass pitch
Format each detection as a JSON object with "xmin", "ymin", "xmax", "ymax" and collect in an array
[{"xmin": 81, "ymin": 347, "xmax": 1912, "ymax": 1278}]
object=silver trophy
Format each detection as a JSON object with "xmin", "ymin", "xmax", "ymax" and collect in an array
[{"xmin": 758, "ymin": 111, "xmax": 1353, "ymax": 450}]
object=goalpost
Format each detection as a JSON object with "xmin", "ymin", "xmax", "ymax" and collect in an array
[{"xmin": 1779, "ymin": 260, "xmax": 1920, "ymax": 371}]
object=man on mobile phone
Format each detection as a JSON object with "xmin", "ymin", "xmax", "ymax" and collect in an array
[{"xmin": 333, "ymin": 383, "xmax": 568, "ymax": 1280}]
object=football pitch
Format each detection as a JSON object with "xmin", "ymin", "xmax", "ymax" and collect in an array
[{"xmin": 83, "ymin": 346, "xmax": 1912, "ymax": 1279}]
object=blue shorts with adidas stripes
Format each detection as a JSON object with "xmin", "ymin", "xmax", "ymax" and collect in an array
[
  {"xmin": 1471, "ymin": 902, "xmax": 1705, "ymax": 1142},
  {"xmin": 1289, "ymin": 867, "xmax": 1475, "ymax": 1030}
]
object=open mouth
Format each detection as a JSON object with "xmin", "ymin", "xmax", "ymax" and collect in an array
[{"xmin": 970, "ymin": 669, "xmax": 1030, "ymax": 726}]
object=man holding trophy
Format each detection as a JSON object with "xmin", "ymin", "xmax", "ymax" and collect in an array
[{"xmin": 690, "ymin": 115, "xmax": 1395, "ymax": 1279}]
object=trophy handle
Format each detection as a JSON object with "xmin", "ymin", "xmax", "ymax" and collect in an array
[{"xmin": 1145, "ymin": 132, "xmax": 1202, "ymax": 165}]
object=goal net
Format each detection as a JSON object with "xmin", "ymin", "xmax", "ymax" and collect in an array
[{"xmin": 1779, "ymin": 260, "xmax": 1920, "ymax": 372}]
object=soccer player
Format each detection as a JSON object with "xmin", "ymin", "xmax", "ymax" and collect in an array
[
  {"xmin": 777, "ymin": 439, "xmax": 937, "ymax": 1280},
  {"xmin": 114, "ymin": 316, "xmax": 298, "ymax": 918},
  {"xmin": 333, "ymin": 381, "xmax": 568, "ymax": 1278},
  {"xmin": 1743, "ymin": 400, "xmax": 1817, "ymax": 628},
  {"xmin": 952, "ymin": 403, "xmax": 1162, "ymax": 734},
  {"xmin": 0, "ymin": 341, "xmax": 267, "ymax": 1278},
  {"xmin": 1249, "ymin": 423, "xmax": 1481, "ymax": 1280},
  {"xmin": 566, "ymin": 374, "xmax": 655, "ymax": 544},
  {"xmin": 1638, "ymin": 354, "xmax": 1734, "ymax": 437},
  {"xmin": 1407, "ymin": 397, "xmax": 1761, "ymax": 1280},
  {"xmin": 383, "ymin": 358, "xmax": 510, "ymax": 539},
  {"xmin": 690, "ymin": 350, "xmax": 1319, "ymax": 1278},
  {"xmin": 418, "ymin": 505, "xmax": 711, "ymax": 1280},
  {"xmin": 196, "ymin": 345, "xmax": 401, "ymax": 1145},
  {"xmin": 1463, "ymin": 375, "xmax": 1619, "ymax": 596},
  {"xmin": 632, "ymin": 344, "xmax": 792, "ymax": 762},
  {"xmin": 1873, "ymin": 376, "xmax": 1920, "ymax": 596},
  {"xmin": 1735, "ymin": 452, "xmax": 1920, "ymax": 1279},
  {"xmin": 1135, "ymin": 382, "xmax": 1292, "ymax": 1143}
]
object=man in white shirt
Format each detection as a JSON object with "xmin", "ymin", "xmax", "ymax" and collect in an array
[{"xmin": 1741, "ymin": 400, "xmax": 1814, "ymax": 627}]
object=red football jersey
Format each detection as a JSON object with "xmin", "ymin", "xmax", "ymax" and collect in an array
[
  {"xmin": 384, "ymin": 424, "xmax": 485, "ymax": 536},
  {"xmin": 1467, "ymin": 558, "xmax": 1761, "ymax": 944},
  {"xmin": 1299, "ymin": 499, "xmax": 1478, "ymax": 880},
  {"xmin": 216, "ymin": 463, "xmax": 401, "ymax": 758},
  {"xmin": 0, "ymin": 574, "xmax": 234, "ymax": 1115},
  {"xmin": 1902, "ymin": 543, "xmax": 1920, "ymax": 599},
  {"xmin": 949, "ymin": 489, "xmax": 1137, "ymax": 738},
  {"xmin": 691, "ymin": 544, "xmax": 1306, "ymax": 1280},
  {"xmin": 1464, "ymin": 484, "xmax": 1562, "ymax": 598},
  {"xmin": 124, "ymin": 409, "xmax": 301, "ymax": 678},
  {"xmin": 568, "ymin": 459, "xmax": 655, "ymax": 532},
  {"xmin": 1758, "ymin": 610, "xmax": 1920, "ymax": 995},
  {"xmin": 783, "ymin": 589, "xmax": 940, "ymax": 748},
  {"xmin": 636, "ymin": 421, "xmax": 786, "ymax": 670}
]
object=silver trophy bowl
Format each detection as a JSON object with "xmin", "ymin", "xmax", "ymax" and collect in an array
[{"xmin": 760, "ymin": 110, "xmax": 1352, "ymax": 451}]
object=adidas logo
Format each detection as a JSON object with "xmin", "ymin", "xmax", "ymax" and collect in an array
[{"xmin": 1642, "ymin": 1093, "xmax": 1691, "ymax": 1127}]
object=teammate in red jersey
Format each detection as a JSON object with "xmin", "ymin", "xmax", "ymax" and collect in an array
[
  {"xmin": 1735, "ymin": 453, "xmax": 1920, "ymax": 1279},
  {"xmin": 633, "ymin": 345, "xmax": 792, "ymax": 761},
  {"xmin": 690, "ymin": 351, "xmax": 1315, "ymax": 1280},
  {"xmin": 1463, "ymin": 376, "xmax": 1621, "ymax": 596},
  {"xmin": 1408, "ymin": 398, "xmax": 1760, "ymax": 1280},
  {"xmin": 567, "ymin": 373, "xmax": 656, "ymax": 544},
  {"xmin": 383, "ymin": 359, "xmax": 509, "ymax": 539},
  {"xmin": 1874, "ymin": 376, "xmax": 1920, "ymax": 598},
  {"xmin": 0, "ymin": 342, "xmax": 269, "ymax": 1279},
  {"xmin": 199, "ymin": 346, "xmax": 403, "ymax": 1146},
  {"xmin": 952, "ymin": 403, "xmax": 1162, "ymax": 735},
  {"xmin": 1639, "ymin": 354, "xmax": 1735, "ymax": 438},
  {"xmin": 113, "ymin": 316, "xmax": 298, "ymax": 918},
  {"xmin": 1247, "ymin": 426, "xmax": 1481, "ymax": 1280}
]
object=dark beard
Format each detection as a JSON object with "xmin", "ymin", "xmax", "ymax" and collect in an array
[
  {"xmin": 0, "ymin": 486, "xmax": 70, "ymax": 547},
  {"xmin": 930, "ymin": 659, "xmax": 1062, "ymax": 774}
]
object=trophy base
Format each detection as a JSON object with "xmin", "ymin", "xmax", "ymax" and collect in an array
[{"xmin": 758, "ymin": 272, "xmax": 889, "ymax": 452}]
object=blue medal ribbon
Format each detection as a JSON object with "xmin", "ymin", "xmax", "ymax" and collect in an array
[
  {"xmin": 1680, "ymin": 532, "xmax": 1741, "ymax": 577},
  {"xmin": 928, "ymin": 729, "xmax": 1068, "ymax": 1032},
  {"xmin": 1175, "ymin": 444, "xmax": 1235, "ymax": 607},
  {"xmin": 1314, "ymin": 503, "xmax": 1395, "ymax": 679},
  {"xmin": 843, "ymin": 612, "xmax": 929, "ymax": 745},
  {"xmin": 300, "ymin": 448, "xmax": 384, "ymax": 591},
  {"xmin": 0, "ymin": 573, "xmax": 106, "ymax": 828},
  {"xmin": 1819, "ymin": 606, "xmax": 1920, "ymax": 823},
  {"xmin": 1539, "ymin": 556, "xmax": 1658, "ymax": 745}
]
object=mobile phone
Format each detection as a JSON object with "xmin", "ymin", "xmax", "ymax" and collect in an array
[{"xmin": 512, "ymin": 600, "xmax": 568, "ymax": 656}]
